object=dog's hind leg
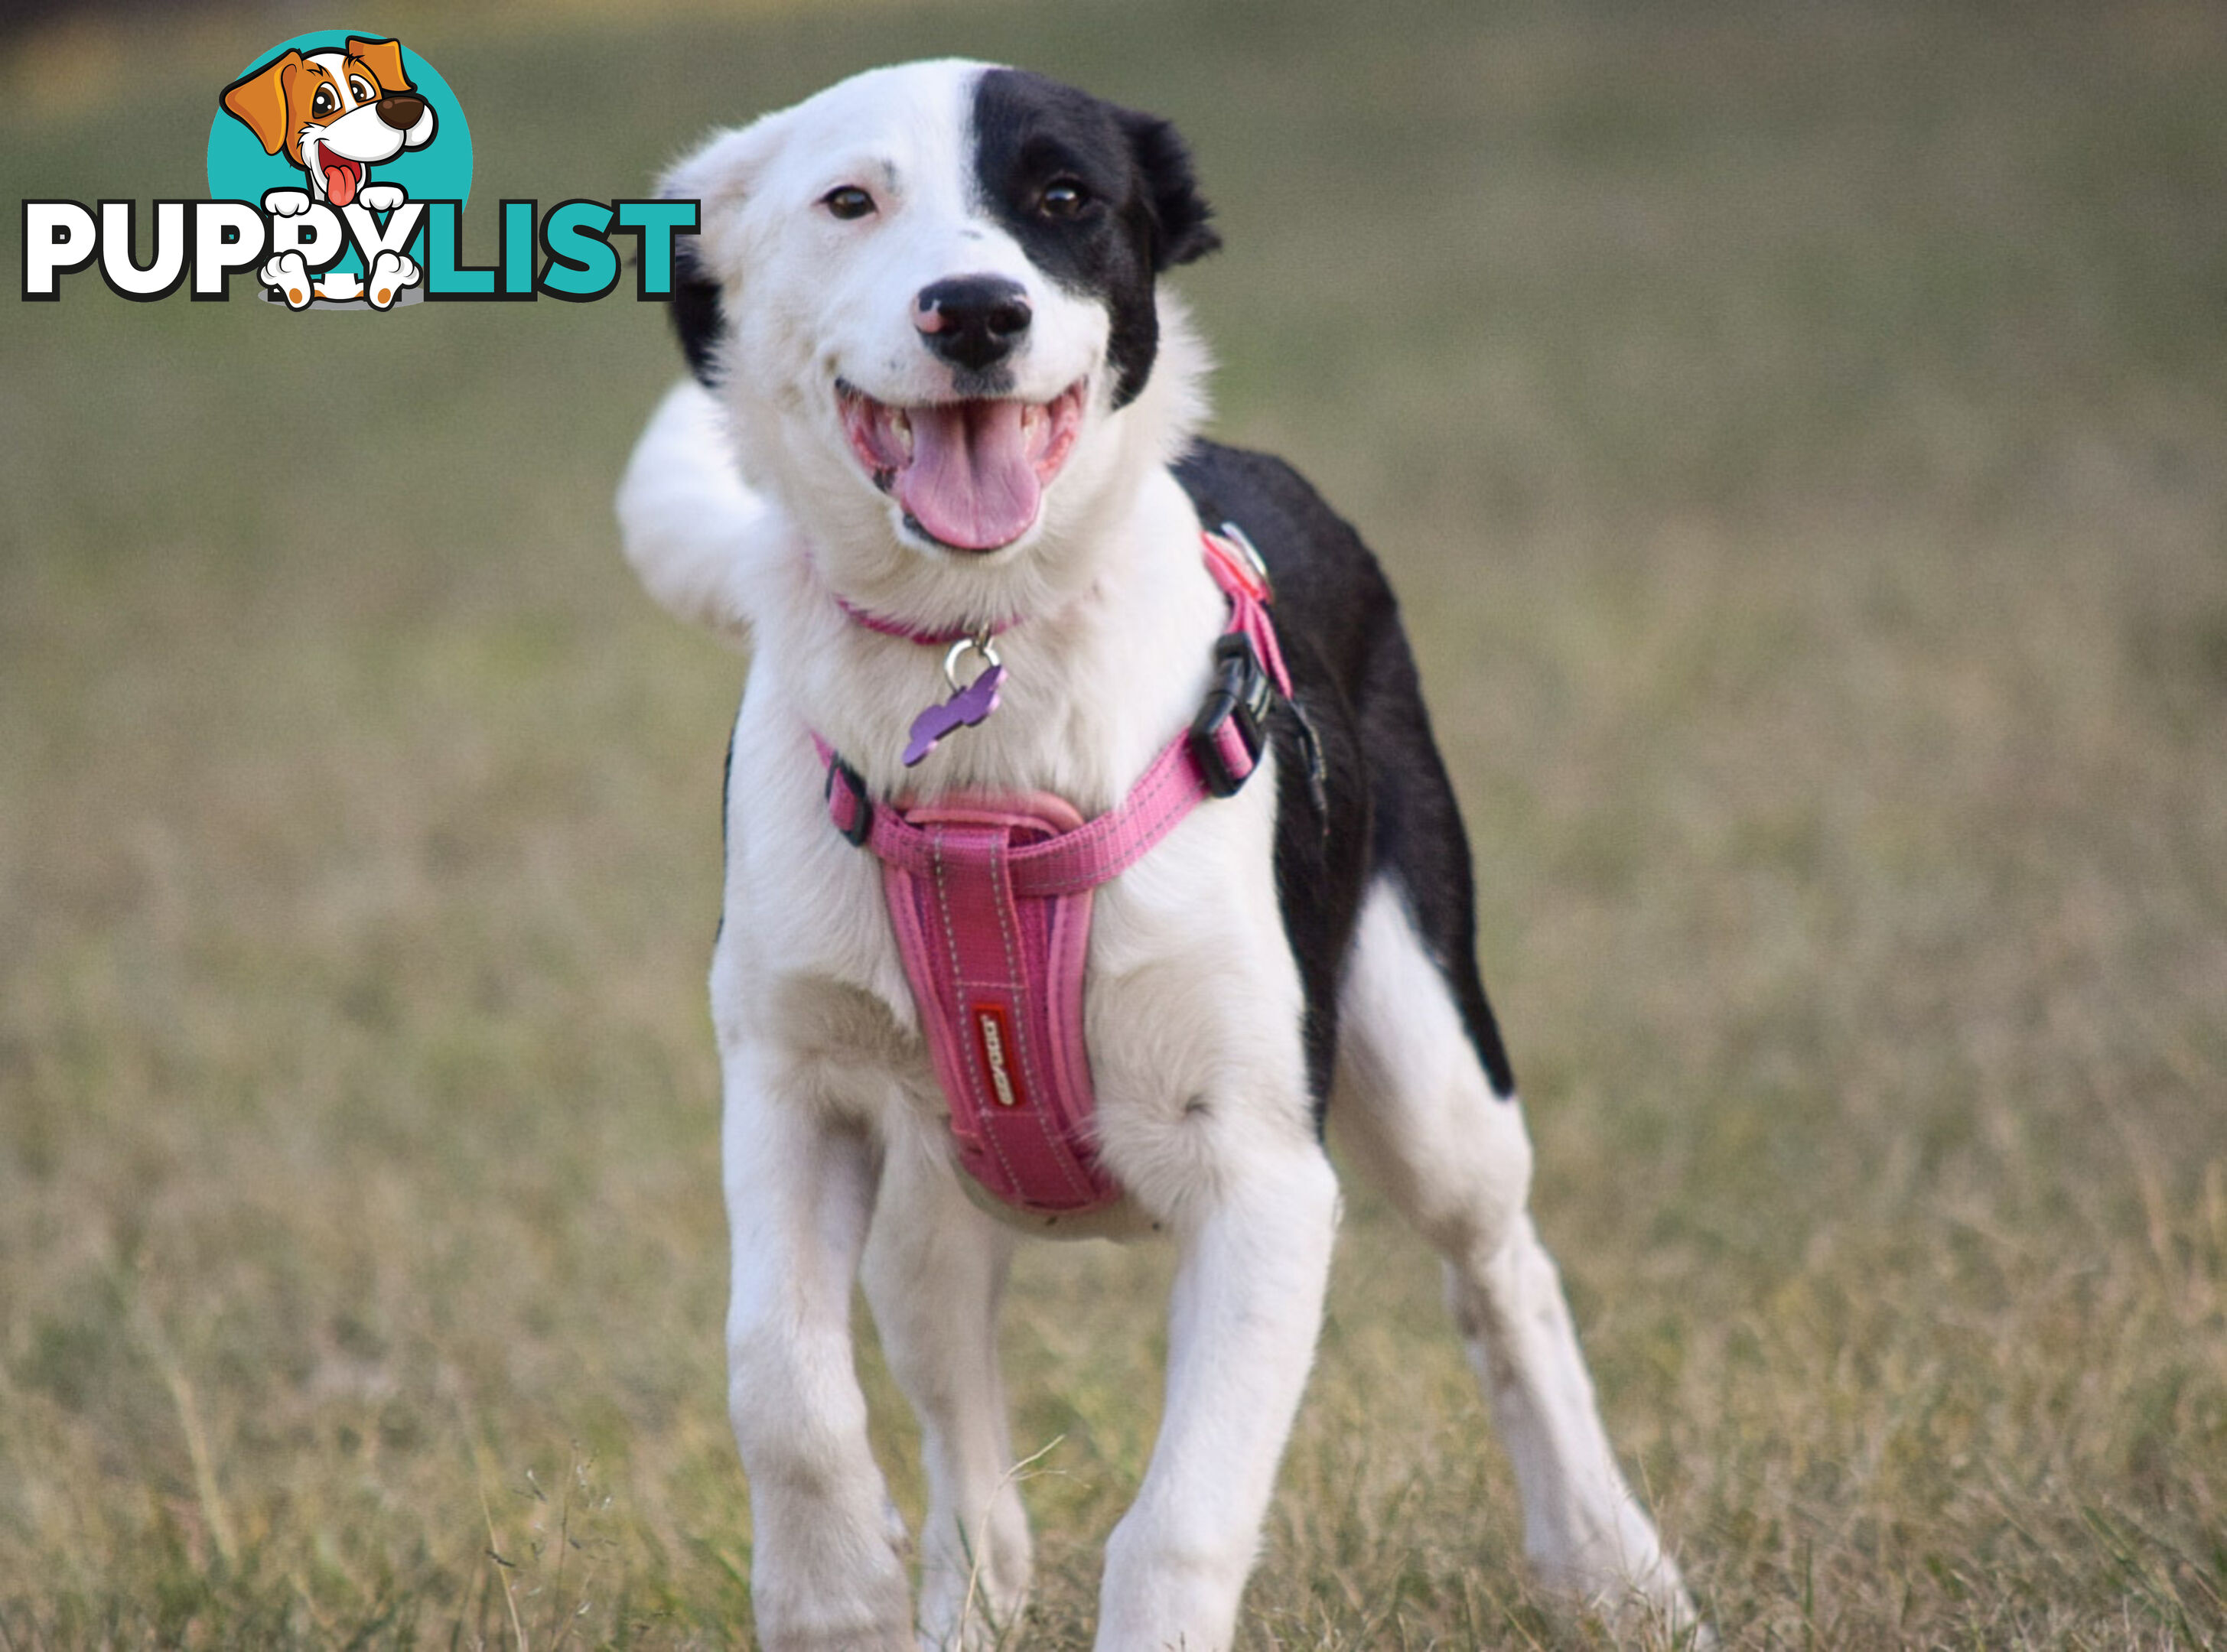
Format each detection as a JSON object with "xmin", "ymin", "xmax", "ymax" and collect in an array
[
  {"xmin": 1329, "ymin": 877, "xmax": 1700, "ymax": 1636},
  {"xmin": 862, "ymin": 1137, "xmax": 1033, "ymax": 1650}
]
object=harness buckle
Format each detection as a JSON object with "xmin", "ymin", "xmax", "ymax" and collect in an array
[
  {"xmin": 1189, "ymin": 633, "xmax": 1278, "ymax": 798},
  {"xmin": 825, "ymin": 753, "xmax": 875, "ymax": 845},
  {"xmin": 1213, "ymin": 521, "xmax": 1273, "ymax": 600}
]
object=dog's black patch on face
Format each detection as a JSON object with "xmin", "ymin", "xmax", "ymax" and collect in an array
[
  {"xmin": 971, "ymin": 69, "xmax": 1219, "ymax": 409},
  {"xmin": 669, "ymin": 237, "xmax": 724, "ymax": 389}
]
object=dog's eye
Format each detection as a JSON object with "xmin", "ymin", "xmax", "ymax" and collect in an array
[
  {"xmin": 350, "ymin": 76, "xmax": 376, "ymax": 103},
  {"xmin": 821, "ymin": 187, "xmax": 877, "ymax": 221},
  {"xmin": 1040, "ymin": 180, "xmax": 1087, "ymax": 219},
  {"xmin": 311, "ymin": 86, "xmax": 336, "ymax": 116}
]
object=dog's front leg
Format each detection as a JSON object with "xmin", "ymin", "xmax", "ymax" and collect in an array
[
  {"xmin": 724, "ymin": 1049, "xmax": 913, "ymax": 1651},
  {"xmin": 1095, "ymin": 1139, "xmax": 1340, "ymax": 1652},
  {"xmin": 861, "ymin": 1140, "xmax": 1030, "ymax": 1650}
]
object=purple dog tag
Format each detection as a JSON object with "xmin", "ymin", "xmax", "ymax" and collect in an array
[{"xmin": 903, "ymin": 662, "xmax": 1005, "ymax": 766}]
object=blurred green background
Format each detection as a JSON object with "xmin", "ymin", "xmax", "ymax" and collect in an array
[{"xmin": 4, "ymin": 0, "xmax": 2224, "ymax": 1645}]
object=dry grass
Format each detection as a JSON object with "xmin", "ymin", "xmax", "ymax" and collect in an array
[{"xmin": 4, "ymin": 0, "xmax": 2225, "ymax": 1645}]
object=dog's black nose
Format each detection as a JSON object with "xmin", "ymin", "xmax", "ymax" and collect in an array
[
  {"xmin": 376, "ymin": 93, "xmax": 426, "ymax": 131},
  {"xmin": 914, "ymin": 275, "xmax": 1032, "ymax": 373}
]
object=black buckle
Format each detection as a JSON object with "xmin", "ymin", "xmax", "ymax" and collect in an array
[
  {"xmin": 1189, "ymin": 633, "xmax": 1278, "ymax": 798},
  {"xmin": 825, "ymin": 754, "xmax": 874, "ymax": 845}
]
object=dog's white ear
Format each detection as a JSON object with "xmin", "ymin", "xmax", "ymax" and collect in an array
[
  {"xmin": 220, "ymin": 50, "xmax": 302, "ymax": 156},
  {"xmin": 659, "ymin": 116, "xmax": 788, "ymax": 389},
  {"xmin": 663, "ymin": 120, "xmax": 778, "ymax": 226},
  {"xmin": 614, "ymin": 379, "xmax": 770, "ymax": 645}
]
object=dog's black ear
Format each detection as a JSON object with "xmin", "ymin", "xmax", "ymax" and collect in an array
[
  {"xmin": 1122, "ymin": 109, "xmax": 1220, "ymax": 270},
  {"xmin": 669, "ymin": 236, "xmax": 724, "ymax": 389}
]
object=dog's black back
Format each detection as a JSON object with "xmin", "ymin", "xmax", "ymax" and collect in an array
[{"xmin": 1174, "ymin": 440, "xmax": 1517, "ymax": 1114}]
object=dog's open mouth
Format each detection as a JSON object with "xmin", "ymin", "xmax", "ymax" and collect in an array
[
  {"xmin": 838, "ymin": 381, "xmax": 1086, "ymax": 553},
  {"xmin": 319, "ymin": 149, "xmax": 365, "ymax": 207}
]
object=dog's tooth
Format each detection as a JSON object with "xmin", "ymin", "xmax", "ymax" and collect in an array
[{"xmin": 892, "ymin": 409, "xmax": 913, "ymax": 460}]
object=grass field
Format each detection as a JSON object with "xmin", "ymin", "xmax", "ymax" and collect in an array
[{"xmin": 5, "ymin": 0, "xmax": 2226, "ymax": 1644}]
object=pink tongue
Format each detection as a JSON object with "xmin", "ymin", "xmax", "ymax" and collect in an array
[
  {"xmin": 897, "ymin": 402, "xmax": 1040, "ymax": 551},
  {"xmin": 324, "ymin": 164, "xmax": 357, "ymax": 207}
]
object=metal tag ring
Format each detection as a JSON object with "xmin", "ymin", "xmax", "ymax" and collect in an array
[
  {"xmin": 943, "ymin": 631, "xmax": 1001, "ymax": 694},
  {"xmin": 1219, "ymin": 520, "xmax": 1273, "ymax": 595}
]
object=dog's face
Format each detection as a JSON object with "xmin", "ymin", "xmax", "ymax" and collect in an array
[
  {"xmin": 668, "ymin": 60, "xmax": 1219, "ymax": 603},
  {"xmin": 220, "ymin": 37, "xmax": 437, "ymax": 207}
]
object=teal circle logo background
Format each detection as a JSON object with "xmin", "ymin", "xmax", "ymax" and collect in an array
[{"xmin": 206, "ymin": 31, "xmax": 471, "ymax": 268}]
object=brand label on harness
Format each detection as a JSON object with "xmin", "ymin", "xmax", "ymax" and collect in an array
[{"xmin": 972, "ymin": 1004, "xmax": 1023, "ymax": 1108}]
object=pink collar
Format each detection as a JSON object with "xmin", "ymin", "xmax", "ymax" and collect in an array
[
  {"xmin": 832, "ymin": 591, "xmax": 1015, "ymax": 648},
  {"xmin": 829, "ymin": 525, "xmax": 1274, "ymax": 652}
]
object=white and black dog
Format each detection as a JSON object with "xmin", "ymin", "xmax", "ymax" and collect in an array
[{"xmin": 616, "ymin": 59, "xmax": 1698, "ymax": 1651}]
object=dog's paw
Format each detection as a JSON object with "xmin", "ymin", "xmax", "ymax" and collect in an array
[
  {"xmin": 259, "ymin": 251, "xmax": 314, "ymax": 309},
  {"xmin": 365, "ymin": 249, "xmax": 421, "ymax": 310},
  {"xmin": 261, "ymin": 188, "xmax": 312, "ymax": 218},
  {"xmin": 357, "ymin": 183, "xmax": 406, "ymax": 213}
]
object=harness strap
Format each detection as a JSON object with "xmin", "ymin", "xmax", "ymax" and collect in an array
[
  {"xmin": 881, "ymin": 793, "xmax": 1116, "ymax": 1211},
  {"xmin": 825, "ymin": 724, "xmax": 1203, "ymax": 896},
  {"xmin": 811, "ymin": 529, "xmax": 1287, "ymax": 1214}
]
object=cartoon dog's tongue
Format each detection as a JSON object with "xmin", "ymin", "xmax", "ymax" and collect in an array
[
  {"xmin": 323, "ymin": 154, "xmax": 363, "ymax": 207},
  {"xmin": 897, "ymin": 400, "xmax": 1040, "ymax": 551}
]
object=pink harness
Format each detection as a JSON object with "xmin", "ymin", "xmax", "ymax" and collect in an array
[{"xmin": 816, "ymin": 531, "xmax": 1289, "ymax": 1215}]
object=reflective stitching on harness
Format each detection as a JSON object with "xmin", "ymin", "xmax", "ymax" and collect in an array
[
  {"xmin": 930, "ymin": 824, "xmax": 1030, "ymax": 1198},
  {"xmin": 985, "ymin": 830, "xmax": 1092, "ymax": 1205}
]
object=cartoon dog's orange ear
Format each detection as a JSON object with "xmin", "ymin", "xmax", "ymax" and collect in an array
[
  {"xmin": 220, "ymin": 49, "xmax": 301, "ymax": 156},
  {"xmin": 345, "ymin": 37, "xmax": 414, "ymax": 96}
]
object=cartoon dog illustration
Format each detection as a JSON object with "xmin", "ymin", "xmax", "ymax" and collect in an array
[{"xmin": 219, "ymin": 36, "xmax": 435, "ymax": 309}]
